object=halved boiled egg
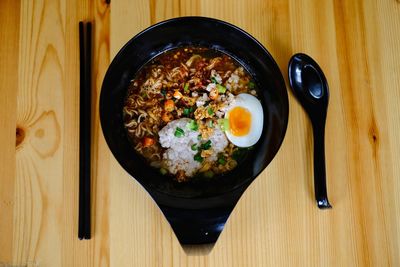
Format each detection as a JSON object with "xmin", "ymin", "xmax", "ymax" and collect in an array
[{"xmin": 224, "ymin": 93, "xmax": 264, "ymax": 147}]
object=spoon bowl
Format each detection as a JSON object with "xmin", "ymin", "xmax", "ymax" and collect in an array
[{"xmin": 289, "ymin": 54, "xmax": 329, "ymax": 109}]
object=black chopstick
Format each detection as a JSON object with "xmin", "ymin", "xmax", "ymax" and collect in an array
[{"xmin": 78, "ymin": 21, "xmax": 92, "ymax": 240}]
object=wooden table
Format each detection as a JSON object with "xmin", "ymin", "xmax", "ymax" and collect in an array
[{"xmin": 1, "ymin": 0, "xmax": 400, "ymax": 266}]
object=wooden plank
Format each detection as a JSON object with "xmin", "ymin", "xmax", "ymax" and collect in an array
[
  {"xmin": 90, "ymin": 0, "xmax": 111, "ymax": 266},
  {"xmin": 332, "ymin": 1, "xmax": 399, "ymax": 265},
  {"xmin": 61, "ymin": 1, "xmax": 95, "ymax": 266},
  {"xmin": 0, "ymin": 0, "xmax": 20, "ymax": 263},
  {"xmin": 13, "ymin": 0, "xmax": 76, "ymax": 265},
  {"xmin": 13, "ymin": 0, "xmax": 64, "ymax": 264}
]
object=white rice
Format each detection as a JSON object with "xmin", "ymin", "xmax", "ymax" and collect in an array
[
  {"xmin": 196, "ymin": 93, "xmax": 210, "ymax": 107},
  {"xmin": 206, "ymin": 83, "xmax": 216, "ymax": 92},
  {"xmin": 210, "ymin": 69, "xmax": 223, "ymax": 84},
  {"xmin": 159, "ymin": 118, "xmax": 228, "ymax": 176}
]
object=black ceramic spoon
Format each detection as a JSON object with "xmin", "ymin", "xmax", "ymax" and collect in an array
[{"xmin": 288, "ymin": 53, "xmax": 332, "ymax": 209}]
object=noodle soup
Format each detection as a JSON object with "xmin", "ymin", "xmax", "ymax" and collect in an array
[{"xmin": 123, "ymin": 47, "xmax": 262, "ymax": 182}]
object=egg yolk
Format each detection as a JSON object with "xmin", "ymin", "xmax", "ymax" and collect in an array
[{"xmin": 228, "ymin": 106, "xmax": 252, "ymax": 136}]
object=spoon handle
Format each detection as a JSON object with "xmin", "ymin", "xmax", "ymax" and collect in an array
[{"xmin": 312, "ymin": 120, "xmax": 332, "ymax": 209}]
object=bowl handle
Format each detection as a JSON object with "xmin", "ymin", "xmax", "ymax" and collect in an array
[{"xmin": 159, "ymin": 205, "xmax": 233, "ymax": 244}]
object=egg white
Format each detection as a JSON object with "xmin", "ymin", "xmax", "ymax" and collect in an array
[{"xmin": 224, "ymin": 93, "xmax": 264, "ymax": 147}]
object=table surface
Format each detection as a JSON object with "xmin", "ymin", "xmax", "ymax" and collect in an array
[{"xmin": 1, "ymin": 0, "xmax": 400, "ymax": 266}]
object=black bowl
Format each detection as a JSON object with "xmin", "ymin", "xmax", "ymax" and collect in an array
[{"xmin": 100, "ymin": 17, "xmax": 289, "ymax": 244}]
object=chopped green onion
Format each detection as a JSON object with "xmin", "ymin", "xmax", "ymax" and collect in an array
[
  {"xmin": 218, "ymin": 118, "xmax": 230, "ymax": 131},
  {"xmin": 174, "ymin": 127, "xmax": 185, "ymax": 137},
  {"xmin": 184, "ymin": 83, "xmax": 189, "ymax": 93},
  {"xmin": 218, "ymin": 155, "xmax": 226, "ymax": 165},
  {"xmin": 211, "ymin": 77, "xmax": 218, "ymax": 84},
  {"xmin": 186, "ymin": 120, "xmax": 199, "ymax": 131},
  {"xmin": 183, "ymin": 106, "xmax": 195, "ymax": 116},
  {"xmin": 201, "ymin": 140, "xmax": 212, "ymax": 150},
  {"xmin": 194, "ymin": 153, "xmax": 203, "ymax": 163},
  {"xmin": 203, "ymin": 170, "xmax": 214, "ymax": 178},
  {"xmin": 183, "ymin": 108, "xmax": 190, "ymax": 116},
  {"xmin": 248, "ymin": 81, "xmax": 255, "ymax": 89},
  {"xmin": 207, "ymin": 120, "xmax": 214, "ymax": 128},
  {"xmin": 160, "ymin": 168, "xmax": 168, "ymax": 175},
  {"xmin": 208, "ymin": 107, "xmax": 214, "ymax": 115},
  {"xmin": 191, "ymin": 144, "xmax": 198, "ymax": 151},
  {"xmin": 197, "ymin": 134, "xmax": 202, "ymax": 141},
  {"xmin": 161, "ymin": 88, "xmax": 167, "ymax": 96},
  {"xmin": 216, "ymin": 84, "xmax": 226, "ymax": 93}
]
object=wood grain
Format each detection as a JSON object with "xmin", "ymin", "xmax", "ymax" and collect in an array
[
  {"xmin": 0, "ymin": 0, "xmax": 20, "ymax": 263},
  {"xmin": 1, "ymin": 0, "xmax": 400, "ymax": 266}
]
